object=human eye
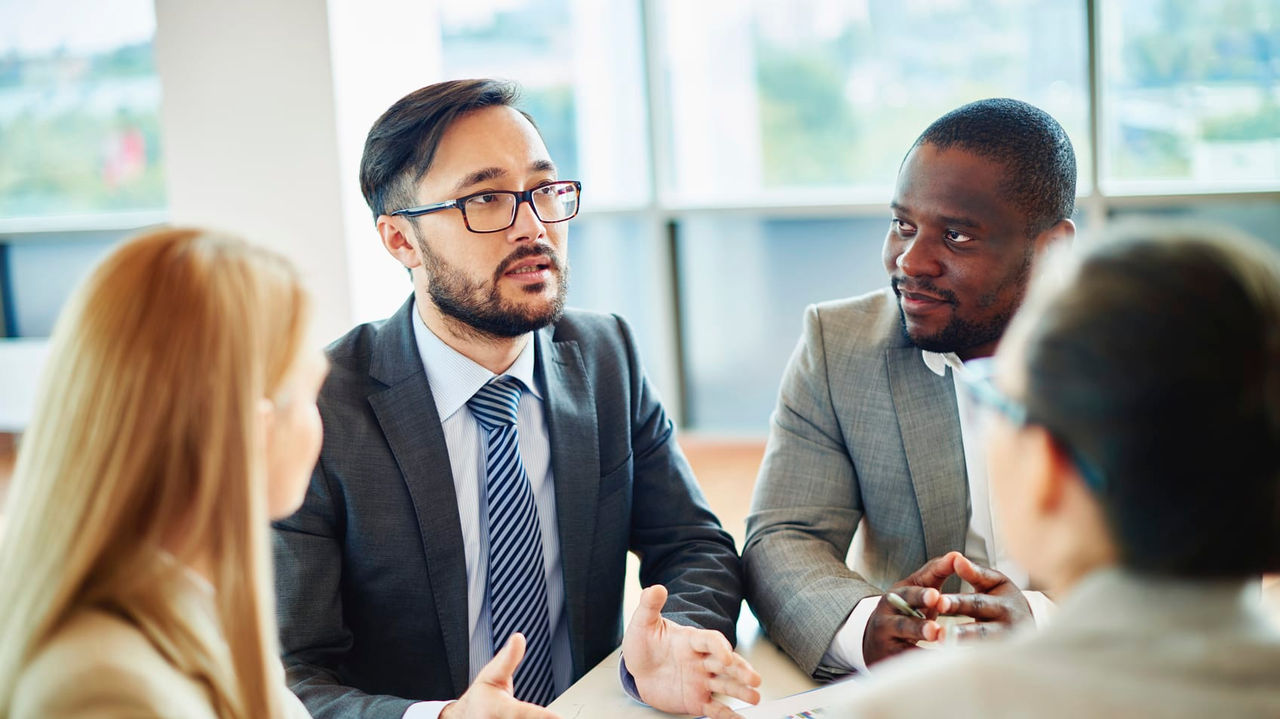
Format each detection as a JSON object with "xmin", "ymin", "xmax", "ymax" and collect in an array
[
  {"xmin": 891, "ymin": 218, "xmax": 917, "ymax": 236},
  {"xmin": 944, "ymin": 229, "xmax": 975, "ymax": 244},
  {"xmin": 468, "ymin": 192, "xmax": 504, "ymax": 206}
]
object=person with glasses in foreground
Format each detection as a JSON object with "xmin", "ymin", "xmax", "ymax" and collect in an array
[
  {"xmin": 272, "ymin": 79, "xmax": 758, "ymax": 719},
  {"xmin": 835, "ymin": 226, "xmax": 1280, "ymax": 717},
  {"xmin": 0, "ymin": 229, "xmax": 324, "ymax": 718}
]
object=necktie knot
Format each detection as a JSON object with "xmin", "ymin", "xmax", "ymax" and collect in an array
[{"xmin": 467, "ymin": 376, "xmax": 523, "ymax": 430}]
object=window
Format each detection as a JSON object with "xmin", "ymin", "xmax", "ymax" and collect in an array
[
  {"xmin": 1100, "ymin": 0, "xmax": 1280, "ymax": 193},
  {"xmin": 427, "ymin": 0, "xmax": 1279, "ymax": 432},
  {"xmin": 0, "ymin": 0, "xmax": 165, "ymax": 220},
  {"xmin": 677, "ymin": 215, "xmax": 889, "ymax": 430},
  {"xmin": 656, "ymin": 0, "xmax": 1091, "ymax": 205}
]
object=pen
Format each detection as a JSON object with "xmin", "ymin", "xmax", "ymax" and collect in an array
[{"xmin": 885, "ymin": 591, "xmax": 926, "ymax": 619}]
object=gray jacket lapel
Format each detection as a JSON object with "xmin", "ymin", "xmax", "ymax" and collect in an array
[
  {"xmin": 367, "ymin": 298, "xmax": 470, "ymax": 697},
  {"xmin": 535, "ymin": 329, "xmax": 600, "ymax": 677},
  {"xmin": 885, "ymin": 346, "xmax": 969, "ymax": 569}
]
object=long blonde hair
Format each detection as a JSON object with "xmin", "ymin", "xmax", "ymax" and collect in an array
[{"xmin": 0, "ymin": 228, "xmax": 311, "ymax": 718}]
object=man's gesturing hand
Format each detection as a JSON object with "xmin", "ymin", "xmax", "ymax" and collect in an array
[
  {"xmin": 621, "ymin": 585, "xmax": 762, "ymax": 719},
  {"xmin": 442, "ymin": 633, "xmax": 561, "ymax": 719},
  {"xmin": 862, "ymin": 553, "xmax": 954, "ymax": 667},
  {"xmin": 937, "ymin": 554, "xmax": 1033, "ymax": 641}
]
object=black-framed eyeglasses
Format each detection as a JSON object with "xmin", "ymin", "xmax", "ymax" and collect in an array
[
  {"xmin": 391, "ymin": 180, "xmax": 582, "ymax": 233},
  {"xmin": 959, "ymin": 358, "xmax": 1028, "ymax": 426},
  {"xmin": 958, "ymin": 357, "xmax": 1107, "ymax": 492}
]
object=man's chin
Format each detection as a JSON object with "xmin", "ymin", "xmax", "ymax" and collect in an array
[
  {"xmin": 900, "ymin": 312, "xmax": 960, "ymax": 354},
  {"xmin": 504, "ymin": 295, "xmax": 566, "ymax": 332}
]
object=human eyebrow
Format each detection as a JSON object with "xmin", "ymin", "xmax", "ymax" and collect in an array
[
  {"xmin": 454, "ymin": 167, "xmax": 507, "ymax": 193},
  {"xmin": 938, "ymin": 214, "xmax": 984, "ymax": 231},
  {"xmin": 530, "ymin": 159, "xmax": 557, "ymax": 176}
]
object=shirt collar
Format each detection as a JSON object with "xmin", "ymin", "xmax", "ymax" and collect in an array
[
  {"xmin": 411, "ymin": 299, "xmax": 543, "ymax": 423},
  {"xmin": 921, "ymin": 349, "xmax": 965, "ymax": 377}
]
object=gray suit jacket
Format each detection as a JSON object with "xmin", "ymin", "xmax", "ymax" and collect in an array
[
  {"xmin": 743, "ymin": 289, "xmax": 968, "ymax": 676},
  {"xmin": 273, "ymin": 298, "xmax": 741, "ymax": 719},
  {"xmin": 838, "ymin": 569, "xmax": 1280, "ymax": 718}
]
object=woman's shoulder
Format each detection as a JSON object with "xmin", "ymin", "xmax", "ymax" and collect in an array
[{"xmin": 11, "ymin": 606, "xmax": 220, "ymax": 719}]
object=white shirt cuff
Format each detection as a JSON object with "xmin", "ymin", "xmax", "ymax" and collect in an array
[
  {"xmin": 819, "ymin": 594, "xmax": 881, "ymax": 674},
  {"xmin": 1024, "ymin": 590, "xmax": 1056, "ymax": 627},
  {"xmin": 403, "ymin": 700, "xmax": 454, "ymax": 719}
]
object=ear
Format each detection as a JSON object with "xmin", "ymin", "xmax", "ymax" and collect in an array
[
  {"xmin": 377, "ymin": 215, "xmax": 424, "ymax": 270},
  {"xmin": 255, "ymin": 397, "xmax": 275, "ymax": 452},
  {"xmin": 1033, "ymin": 218, "xmax": 1076, "ymax": 258},
  {"xmin": 1023, "ymin": 425, "xmax": 1076, "ymax": 516}
]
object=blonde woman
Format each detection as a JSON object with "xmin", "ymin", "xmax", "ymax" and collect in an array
[{"xmin": 0, "ymin": 228, "xmax": 324, "ymax": 718}]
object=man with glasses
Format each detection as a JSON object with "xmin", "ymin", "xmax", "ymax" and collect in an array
[
  {"xmin": 743, "ymin": 98, "xmax": 1077, "ymax": 680},
  {"xmin": 273, "ymin": 79, "xmax": 758, "ymax": 719}
]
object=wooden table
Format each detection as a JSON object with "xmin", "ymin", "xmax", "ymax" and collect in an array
[{"xmin": 548, "ymin": 608, "xmax": 820, "ymax": 718}]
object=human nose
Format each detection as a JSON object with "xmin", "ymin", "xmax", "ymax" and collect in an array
[
  {"xmin": 896, "ymin": 233, "xmax": 943, "ymax": 278},
  {"xmin": 505, "ymin": 196, "xmax": 547, "ymax": 243}
]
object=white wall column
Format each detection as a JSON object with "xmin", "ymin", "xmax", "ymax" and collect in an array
[{"xmin": 153, "ymin": 0, "xmax": 353, "ymax": 343}]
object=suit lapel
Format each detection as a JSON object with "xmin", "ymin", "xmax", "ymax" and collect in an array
[
  {"xmin": 535, "ymin": 329, "xmax": 599, "ymax": 677},
  {"xmin": 367, "ymin": 298, "xmax": 470, "ymax": 697},
  {"xmin": 885, "ymin": 346, "xmax": 969, "ymax": 568}
]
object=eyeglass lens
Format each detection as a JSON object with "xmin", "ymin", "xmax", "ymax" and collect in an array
[{"xmin": 463, "ymin": 182, "xmax": 579, "ymax": 231}]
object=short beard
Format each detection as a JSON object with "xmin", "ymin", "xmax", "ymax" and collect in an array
[
  {"xmin": 413, "ymin": 227, "xmax": 569, "ymax": 341},
  {"xmin": 894, "ymin": 249, "xmax": 1032, "ymax": 355},
  {"xmin": 896, "ymin": 299, "xmax": 1015, "ymax": 354}
]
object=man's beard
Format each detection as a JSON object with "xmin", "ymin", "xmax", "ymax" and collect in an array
[
  {"xmin": 892, "ymin": 253, "xmax": 1031, "ymax": 355},
  {"xmin": 416, "ymin": 232, "xmax": 569, "ymax": 339}
]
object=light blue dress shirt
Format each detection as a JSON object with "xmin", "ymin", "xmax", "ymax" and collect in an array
[{"xmin": 404, "ymin": 303, "xmax": 572, "ymax": 718}]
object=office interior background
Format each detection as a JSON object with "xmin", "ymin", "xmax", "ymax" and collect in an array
[{"xmin": 0, "ymin": 0, "xmax": 1277, "ymax": 502}]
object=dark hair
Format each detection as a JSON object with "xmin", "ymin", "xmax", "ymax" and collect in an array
[
  {"xmin": 359, "ymin": 79, "xmax": 535, "ymax": 220},
  {"xmin": 912, "ymin": 98, "xmax": 1076, "ymax": 236},
  {"xmin": 1018, "ymin": 227, "xmax": 1280, "ymax": 577}
]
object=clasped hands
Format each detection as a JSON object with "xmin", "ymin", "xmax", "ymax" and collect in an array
[
  {"xmin": 444, "ymin": 583, "xmax": 761, "ymax": 719},
  {"xmin": 862, "ymin": 550, "xmax": 1033, "ymax": 666}
]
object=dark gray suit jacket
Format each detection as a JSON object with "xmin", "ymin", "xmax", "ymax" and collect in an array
[
  {"xmin": 273, "ymin": 298, "xmax": 741, "ymax": 719},
  {"xmin": 743, "ymin": 289, "xmax": 969, "ymax": 677}
]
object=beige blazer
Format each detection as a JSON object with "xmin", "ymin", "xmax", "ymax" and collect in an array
[
  {"xmin": 11, "ymin": 566, "xmax": 310, "ymax": 719},
  {"xmin": 835, "ymin": 569, "xmax": 1280, "ymax": 718}
]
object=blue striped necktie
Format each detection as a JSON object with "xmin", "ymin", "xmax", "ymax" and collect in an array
[{"xmin": 467, "ymin": 376, "xmax": 555, "ymax": 706}]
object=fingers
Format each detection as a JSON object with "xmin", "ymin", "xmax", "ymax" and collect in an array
[
  {"xmin": 706, "ymin": 674, "xmax": 761, "ymax": 705},
  {"xmin": 689, "ymin": 626, "xmax": 735, "ymax": 659},
  {"xmin": 700, "ymin": 699, "xmax": 745, "ymax": 719},
  {"xmin": 938, "ymin": 592, "xmax": 1013, "ymax": 622},
  {"xmin": 896, "ymin": 552, "xmax": 960, "ymax": 589},
  {"xmin": 629, "ymin": 584, "xmax": 668, "ymax": 628},
  {"xmin": 478, "ymin": 632, "xmax": 525, "ymax": 687},
  {"xmin": 943, "ymin": 620, "xmax": 1009, "ymax": 642},
  {"xmin": 690, "ymin": 629, "xmax": 762, "ymax": 690},
  {"xmin": 881, "ymin": 613, "xmax": 942, "ymax": 643},
  {"xmin": 893, "ymin": 586, "xmax": 943, "ymax": 617},
  {"xmin": 951, "ymin": 554, "xmax": 1011, "ymax": 593}
]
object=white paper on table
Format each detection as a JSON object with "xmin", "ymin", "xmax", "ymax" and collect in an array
[{"xmin": 700, "ymin": 678, "xmax": 864, "ymax": 719}]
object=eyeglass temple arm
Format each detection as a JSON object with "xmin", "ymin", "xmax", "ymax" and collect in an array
[{"xmin": 391, "ymin": 199, "xmax": 459, "ymax": 217}]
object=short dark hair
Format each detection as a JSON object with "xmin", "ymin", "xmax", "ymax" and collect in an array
[
  {"xmin": 912, "ymin": 98, "xmax": 1076, "ymax": 236},
  {"xmin": 359, "ymin": 78, "xmax": 535, "ymax": 220},
  {"xmin": 1018, "ymin": 227, "xmax": 1280, "ymax": 577}
]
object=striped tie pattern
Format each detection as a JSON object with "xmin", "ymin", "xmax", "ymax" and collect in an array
[{"xmin": 467, "ymin": 377, "xmax": 555, "ymax": 706}]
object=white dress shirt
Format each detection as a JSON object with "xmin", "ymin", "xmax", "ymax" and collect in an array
[
  {"xmin": 404, "ymin": 304, "xmax": 572, "ymax": 719},
  {"xmin": 820, "ymin": 350, "xmax": 1052, "ymax": 674}
]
